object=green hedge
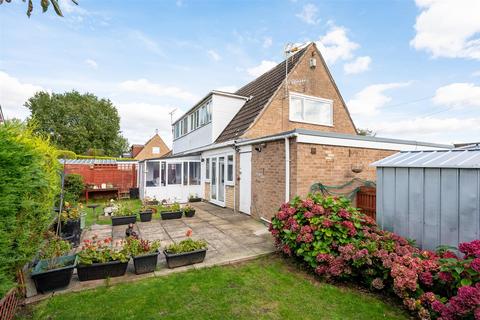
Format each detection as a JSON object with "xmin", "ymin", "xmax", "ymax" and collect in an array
[
  {"xmin": 0, "ymin": 121, "xmax": 60, "ymax": 297},
  {"xmin": 64, "ymin": 174, "xmax": 85, "ymax": 203}
]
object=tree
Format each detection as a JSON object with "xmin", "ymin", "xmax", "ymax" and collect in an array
[
  {"xmin": 0, "ymin": 0, "xmax": 78, "ymax": 18},
  {"xmin": 357, "ymin": 128, "xmax": 376, "ymax": 137},
  {"xmin": 25, "ymin": 91, "xmax": 129, "ymax": 156}
]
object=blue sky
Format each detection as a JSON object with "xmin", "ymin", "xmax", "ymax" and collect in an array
[{"xmin": 1, "ymin": 0, "xmax": 479, "ymax": 146}]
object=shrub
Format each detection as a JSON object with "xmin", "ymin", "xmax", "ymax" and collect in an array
[
  {"xmin": 0, "ymin": 121, "xmax": 60, "ymax": 297},
  {"xmin": 270, "ymin": 194, "xmax": 480, "ymax": 320},
  {"xmin": 63, "ymin": 174, "xmax": 84, "ymax": 203},
  {"xmin": 165, "ymin": 229, "xmax": 207, "ymax": 254},
  {"xmin": 158, "ymin": 202, "xmax": 181, "ymax": 213}
]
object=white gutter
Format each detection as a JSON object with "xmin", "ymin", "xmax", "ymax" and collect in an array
[
  {"xmin": 285, "ymin": 137, "xmax": 290, "ymax": 203},
  {"xmin": 235, "ymin": 131, "xmax": 298, "ymax": 146}
]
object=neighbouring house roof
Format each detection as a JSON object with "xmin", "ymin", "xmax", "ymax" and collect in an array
[
  {"xmin": 215, "ymin": 46, "xmax": 308, "ymax": 143},
  {"xmin": 371, "ymin": 148, "xmax": 480, "ymax": 169}
]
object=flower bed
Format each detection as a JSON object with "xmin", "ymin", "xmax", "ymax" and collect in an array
[{"xmin": 270, "ymin": 195, "xmax": 480, "ymax": 320}]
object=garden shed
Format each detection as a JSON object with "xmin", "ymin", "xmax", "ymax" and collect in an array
[{"xmin": 372, "ymin": 148, "xmax": 480, "ymax": 250}]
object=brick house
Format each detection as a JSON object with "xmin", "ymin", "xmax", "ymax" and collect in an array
[
  {"xmin": 130, "ymin": 133, "xmax": 170, "ymax": 161},
  {"xmin": 138, "ymin": 43, "xmax": 451, "ymax": 221}
]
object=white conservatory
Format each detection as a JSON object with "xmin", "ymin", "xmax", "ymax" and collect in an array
[{"xmin": 138, "ymin": 90, "xmax": 247, "ymax": 203}]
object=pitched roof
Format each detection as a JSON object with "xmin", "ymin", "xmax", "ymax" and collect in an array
[{"xmin": 215, "ymin": 46, "xmax": 308, "ymax": 142}]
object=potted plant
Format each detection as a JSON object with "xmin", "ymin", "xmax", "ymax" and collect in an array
[
  {"xmin": 139, "ymin": 205, "xmax": 154, "ymax": 222},
  {"xmin": 76, "ymin": 236, "xmax": 130, "ymax": 281},
  {"xmin": 159, "ymin": 202, "xmax": 183, "ymax": 220},
  {"xmin": 188, "ymin": 194, "xmax": 201, "ymax": 203},
  {"xmin": 111, "ymin": 201, "xmax": 137, "ymax": 226},
  {"xmin": 57, "ymin": 202, "xmax": 82, "ymax": 246},
  {"xmin": 183, "ymin": 204, "xmax": 196, "ymax": 218},
  {"xmin": 124, "ymin": 237, "xmax": 161, "ymax": 274},
  {"xmin": 143, "ymin": 196, "xmax": 159, "ymax": 206},
  {"xmin": 164, "ymin": 229, "xmax": 207, "ymax": 268},
  {"xmin": 31, "ymin": 234, "xmax": 77, "ymax": 293}
]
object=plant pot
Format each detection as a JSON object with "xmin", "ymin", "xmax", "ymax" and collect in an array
[
  {"xmin": 139, "ymin": 210, "xmax": 153, "ymax": 222},
  {"xmin": 163, "ymin": 249, "xmax": 207, "ymax": 268},
  {"xmin": 132, "ymin": 251, "xmax": 159, "ymax": 274},
  {"xmin": 111, "ymin": 215, "xmax": 137, "ymax": 226},
  {"xmin": 77, "ymin": 260, "xmax": 129, "ymax": 281},
  {"xmin": 160, "ymin": 211, "xmax": 183, "ymax": 220},
  {"xmin": 31, "ymin": 255, "xmax": 77, "ymax": 293},
  {"xmin": 188, "ymin": 197, "xmax": 201, "ymax": 203},
  {"xmin": 184, "ymin": 209, "xmax": 196, "ymax": 218},
  {"xmin": 144, "ymin": 200, "xmax": 159, "ymax": 206}
]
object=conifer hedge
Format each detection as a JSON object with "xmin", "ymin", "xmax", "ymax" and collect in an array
[{"xmin": 0, "ymin": 121, "xmax": 59, "ymax": 297}]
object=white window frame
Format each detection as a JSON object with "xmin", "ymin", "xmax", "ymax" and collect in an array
[
  {"xmin": 205, "ymin": 158, "xmax": 210, "ymax": 181},
  {"xmin": 226, "ymin": 154, "xmax": 234, "ymax": 184},
  {"xmin": 152, "ymin": 147, "xmax": 160, "ymax": 154},
  {"xmin": 289, "ymin": 92, "xmax": 333, "ymax": 127}
]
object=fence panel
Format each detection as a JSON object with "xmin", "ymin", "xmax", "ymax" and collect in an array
[{"xmin": 357, "ymin": 186, "xmax": 376, "ymax": 220}]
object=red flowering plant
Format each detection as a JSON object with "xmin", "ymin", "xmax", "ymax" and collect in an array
[
  {"xmin": 78, "ymin": 235, "xmax": 129, "ymax": 265},
  {"xmin": 270, "ymin": 194, "xmax": 480, "ymax": 320},
  {"xmin": 124, "ymin": 237, "xmax": 161, "ymax": 257}
]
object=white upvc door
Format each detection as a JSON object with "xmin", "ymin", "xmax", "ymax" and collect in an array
[
  {"xmin": 239, "ymin": 151, "xmax": 252, "ymax": 215},
  {"xmin": 210, "ymin": 156, "xmax": 226, "ymax": 207}
]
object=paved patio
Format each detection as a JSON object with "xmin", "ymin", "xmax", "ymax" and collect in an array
[{"xmin": 25, "ymin": 202, "xmax": 274, "ymax": 303}]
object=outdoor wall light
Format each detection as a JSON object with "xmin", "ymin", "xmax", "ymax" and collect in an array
[{"xmin": 254, "ymin": 143, "xmax": 267, "ymax": 152}]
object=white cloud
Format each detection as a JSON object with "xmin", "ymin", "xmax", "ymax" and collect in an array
[
  {"xmin": 247, "ymin": 60, "xmax": 277, "ymax": 77},
  {"xmin": 59, "ymin": 0, "xmax": 88, "ymax": 15},
  {"xmin": 0, "ymin": 71, "xmax": 45, "ymax": 120},
  {"xmin": 263, "ymin": 37, "xmax": 273, "ymax": 48},
  {"xmin": 85, "ymin": 59, "xmax": 98, "ymax": 69},
  {"xmin": 316, "ymin": 25, "xmax": 359, "ymax": 64},
  {"xmin": 410, "ymin": 0, "xmax": 480, "ymax": 60},
  {"xmin": 347, "ymin": 82, "xmax": 411, "ymax": 115},
  {"xmin": 296, "ymin": 3, "xmax": 320, "ymax": 25},
  {"xmin": 114, "ymin": 102, "xmax": 174, "ymax": 146},
  {"xmin": 433, "ymin": 82, "xmax": 480, "ymax": 107},
  {"xmin": 119, "ymin": 79, "xmax": 197, "ymax": 102},
  {"xmin": 343, "ymin": 56, "xmax": 371, "ymax": 74},
  {"xmin": 130, "ymin": 31, "xmax": 164, "ymax": 56},
  {"xmin": 207, "ymin": 49, "xmax": 221, "ymax": 61},
  {"xmin": 374, "ymin": 117, "xmax": 480, "ymax": 136}
]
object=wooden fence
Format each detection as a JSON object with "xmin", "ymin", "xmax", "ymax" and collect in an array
[
  {"xmin": 0, "ymin": 288, "xmax": 20, "ymax": 320},
  {"xmin": 356, "ymin": 186, "xmax": 376, "ymax": 220}
]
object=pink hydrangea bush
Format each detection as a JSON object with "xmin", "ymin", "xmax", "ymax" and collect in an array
[{"xmin": 269, "ymin": 194, "xmax": 480, "ymax": 319}]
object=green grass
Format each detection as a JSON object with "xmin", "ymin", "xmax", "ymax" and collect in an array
[
  {"xmin": 18, "ymin": 256, "xmax": 408, "ymax": 320},
  {"xmin": 83, "ymin": 199, "xmax": 142, "ymax": 227}
]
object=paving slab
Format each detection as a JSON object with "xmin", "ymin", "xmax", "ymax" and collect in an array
[{"xmin": 25, "ymin": 202, "xmax": 274, "ymax": 304}]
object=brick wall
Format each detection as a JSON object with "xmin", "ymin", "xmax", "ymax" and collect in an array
[
  {"xmin": 225, "ymin": 185, "xmax": 234, "ymax": 209},
  {"xmin": 250, "ymin": 138, "xmax": 397, "ymax": 220},
  {"xmin": 204, "ymin": 182, "xmax": 210, "ymax": 200},
  {"xmin": 294, "ymin": 143, "xmax": 395, "ymax": 197},
  {"xmin": 244, "ymin": 44, "xmax": 357, "ymax": 140},
  {"xmin": 251, "ymin": 140, "xmax": 286, "ymax": 220},
  {"xmin": 64, "ymin": 163, "xmax": 137, "ymax": 193}
]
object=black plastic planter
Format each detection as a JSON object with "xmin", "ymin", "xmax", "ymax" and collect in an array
[
  {"xmin": 188, "ymin": 197, "xmax": 201, "ymax": 203},
  {"xmin": 62, "ymin": 219, "xmax": 80, "ymax": 236},
  {"xmin": 139, "ymin": 210, "xmax": 153, "ymax": 222},
  {"xmin": 164, "ymin": 249, "xmax": 207, "ymax": 268},
  {"xmin": 160, "ymin": 211, "xmax": 183, "ymax": 220},
  {"xmin": 77, "ymin": 260, "xmax": 129, "ymax": 281},
  {"xmin": 111, "ymin": 215, "xmax": 137, "ymax": 226},
  {"xmin": 132, "ymin": 251, "xmax": 159, "ymax": 274},
  {"xmin": 31, "ymin": 255, "xmax": 77, "ymax": 293},
  {"xmin": 184, "ymin": 209, "xmax": 196, "ymax": 218}
]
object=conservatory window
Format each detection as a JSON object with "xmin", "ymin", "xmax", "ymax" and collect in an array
[
  {"xmin": 289, "ymin": 93, "xmax": 333, "ymax": 126},
  {"xmin": 227, "ymin": 155, "xmax": 233, "ymax": 182},
  {"xmin": 189, "ymin": 162, "xmax": 201, "ymax": 185},
  {"xmin": 205, "ymin": 158, "xmax": 210, "ymax": 179},
  {"xmin": 183, "ymin": 162, "xmax": 188, "ymax": 185},
  {"xmin": 146, "ymin": 162, "xmax": 160, "ymax": 187},
  {"xmin": 167, "ymin": 163, "xmax": 182, "ymax": 185},
  {"xmin": 160, "ymin": 161, "xmax": 166, "ymax": 186}
]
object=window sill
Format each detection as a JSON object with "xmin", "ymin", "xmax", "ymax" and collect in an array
[{"xmin": 289, "ymin": 119, "xmax": 334, "ymax": 127}]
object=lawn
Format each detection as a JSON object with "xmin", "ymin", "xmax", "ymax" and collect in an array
[
  {"xmin": 83, "ymin": 198, "xmax": 142, "ymax": 227},
  {"xmin": 18, "ymin": 256, "xmax": 409, "ymax": 320}
]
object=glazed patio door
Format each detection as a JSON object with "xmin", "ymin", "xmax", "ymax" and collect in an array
[{"xmin": 210, "ymin": 156, "xmax": 225, "ymax": 206}]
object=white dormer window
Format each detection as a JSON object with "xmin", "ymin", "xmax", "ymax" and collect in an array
[
  {"xmin": 152, "ymin": 147, "xmax": 160, "ymax": 154},
  {"xmin": 289, "ymin": 92, "xmax": 333, "ymax": 126}
]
